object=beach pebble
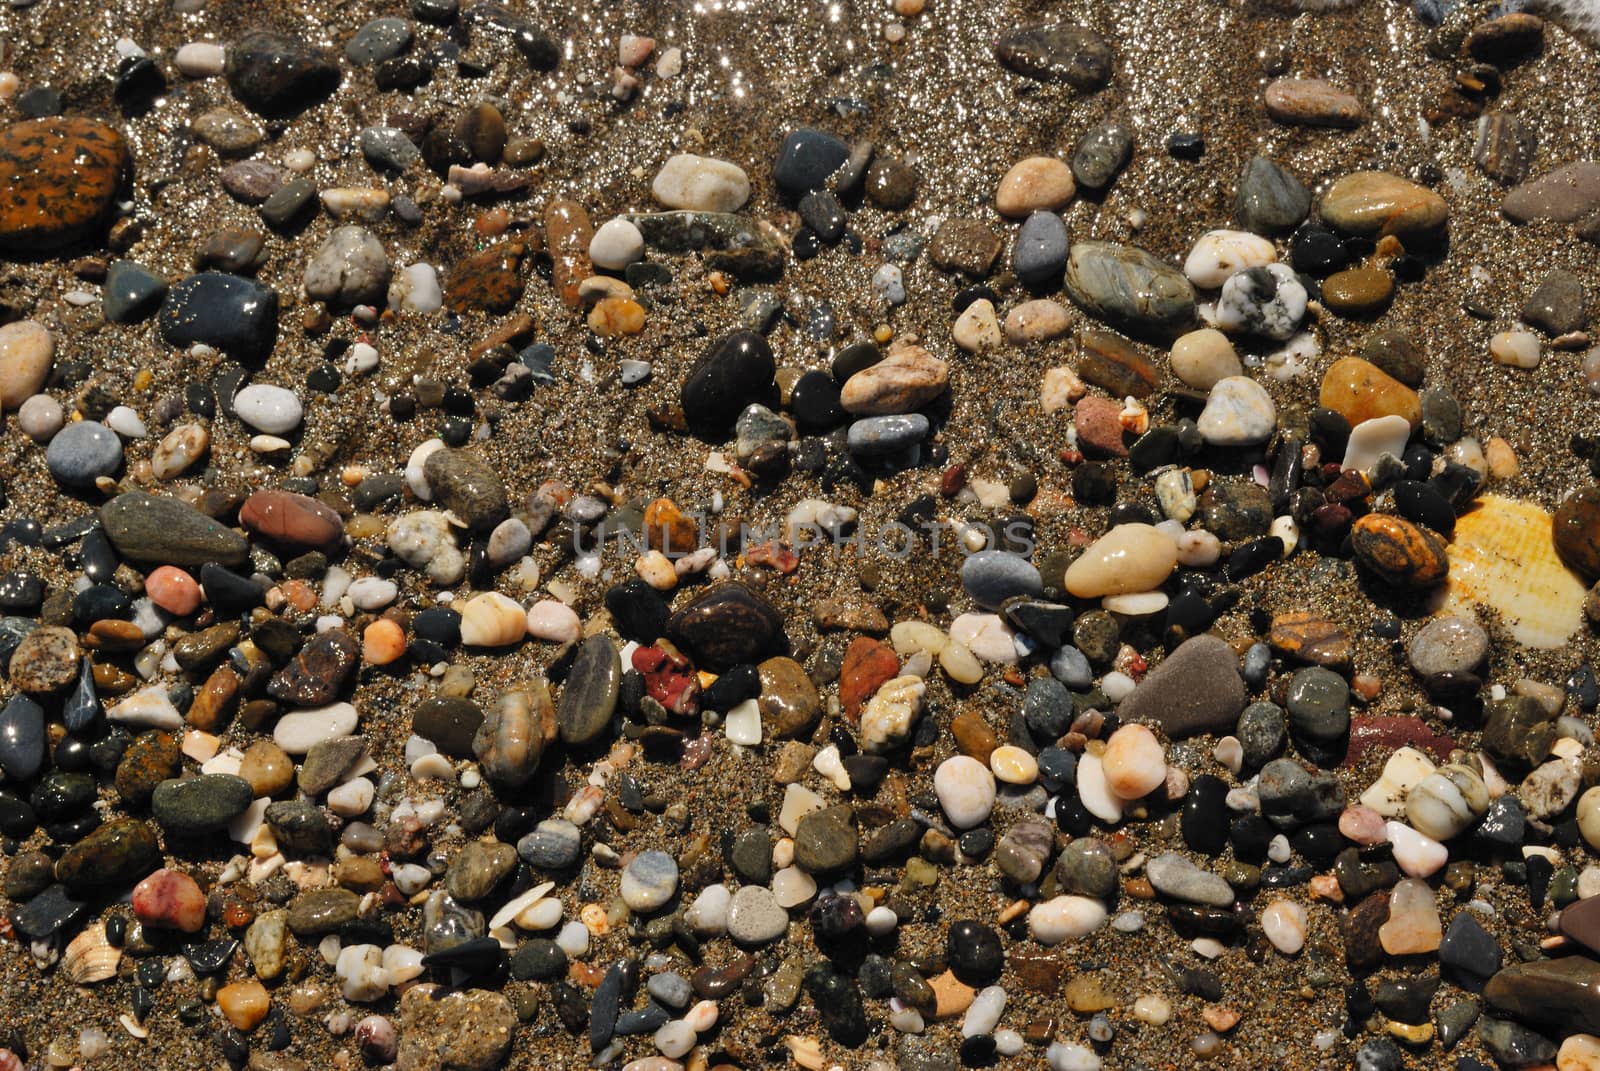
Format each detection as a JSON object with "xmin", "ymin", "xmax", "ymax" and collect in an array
[
  {"xmin": 1197, "ymin": 375, "xmax": 1276, "ymax": 446},
  {"xmin": 1264, "ymin": 78, "xmax": 1363, "ymax": 127},
  {"xmin": 1215, "ymin": 264, "xmax": 1306, "ymax": 341},
  {"xmin": 1341, "ymin": 415, "xmax": 1412, "ymax": 474},
  {"xmin": 274, "ymin": 702, "xmax": 359, "ymax": 754},
  {"xmin": 651, "ymin": 154, "xmax": 751, "ymax": 212},
  {"xmin": 1321, "ymin": 171, "xmax": 1449, "ymax": 239},
  {"xmin": 46, "ymin": 421, "xmax": 122, "ymax": 486},
  {"xmin": 727, "ymin": 885, "xmax": 788, "ymax": 945},
  {"xmin": 1146, "ymin": 852, "xmax": 1233, "ymax": 906},
  {"xmin": 590, "ymin": 218, "xmax": 645, "ymax": 271},
  {"xmin": 16, "ymin": 393, "xmax": 63, "ymax": 441},
  {"xmin": 233, "ymin": 384, "xmax": 303, "ymax": 434},
  {"xmin": 1490, "ymin": 330, "xmax": 1541, "ymax": 369},
  {"xmin": 1064, "ymin": 524, "xmax": 1178, "ymax": 598},
  {"xmin": 1101, "ymin": 724, "xmax": 1167, "ymax": 800},
  {"xmin": 935, "ymin": 755, "xmax": 997, "ymax": 828},
  {"xmin": 458, "ymin": 592, "xmax": 526, "ymax": 647},
  {"xmin": 0, "ymin": 320, "xmax": 54, "ymax": 409},
  {"xmin": 1261, "ymin": 900, "xmax": 1307, "ymax": 954},
  {"xmin": 621, "ymin": 850, "xmax": 679, "ymax": 912},
  {"xmin": 1183, "ymin": 229, "xmax": 1276, "ymax": 288},
  {"xmin": 1013, "ymin": 211, "xmax": 1070, "ymax": 285},
  {"xmin": 1170, "ymin": 328, "xmax": 1242, "ymax": 389},
  {"xmin": 132, "ymin": 868, "xmax": 207, "ymax": 932},
  {"xmin": 1028, "ymin": 896, "xmax": 1107, "ymax": 945},
  {"xmin": 995, "ymin": 156, "xmax": 1075, "ymax": 216},
  {"xmin": 953, "ymin": 298, "xmax": 1003, "ymax": 352},
  {"xmin": 525, "ymin": 600, "xmax": 581, "ymax": 643},
  {"xmin": 304, "ymin": 225, "xmax": 391, "ymax": 307}
]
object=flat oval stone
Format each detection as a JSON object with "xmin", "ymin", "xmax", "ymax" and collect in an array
[
  {"xmin": 995, "ymin": 23, "xmax": 1113, "ymax": 91},
  {"xmin": 846, "ymin": 414, "xmax": 929, "ymax": 456},
  {"xmin": 1502, "ymin": 161, "xmax": 1600, "ymax": 224},
  {"xmin": 1351, "ymin": 514, "xmax": 1449, "ymax": 589},
  {"xmin": 1555, "ymin": 487, "xmax": 1600, "ymax": 581},
  {"xmin": 961, "ymin": 551, "xmax": 1043, "ymax": 610},
  {"xmin": 55, "ymin": 817, "xmax": 161, "ymax": 889},
  {"xmin": 240, "ymin": 490, "xmax": 343, "ymax": 547},
  {"xmin": 1013, "ymin": 211, "xmax": 1069, "ymax": 285},
  {"xmin": 422, "ymin": 449, "xmax": 509, "ymax": 531},
  {"xmin": 1064, "ymin": 241, "xmax": 1197, "ymax": 341},
  {"xmin": 0, "ymin": 694, "xmax": 46, "ymax": 781},
  {"xmin": 0, "ymin": 118, "xmax": 130, "ymax": 251},
  {"xmin": 158, "ymin": 272, "xmax": 280, "ymax": 361},
  {"xmin": 0, "ymin": 320, "xmax": 54, "ymax": 409},
  {"xmin": 413, "ymin": 697, "xmax": 484, "ymax": 756},
  {"xmin": 9, "ymin": 625, "xmax": 80, "ymax": 695},
  {"xmin": 557, "ymin": 634, "xmax": 621, "ymax": 746},
  {"xmin": 667, "ymin": 581, "xmax": 785, "ymax": 671},
  {"xmin": 1319, "ymin": 171, "xmax": 1449, "ymax": 240},
  {"xmin": 1264, "ymin": 78, "xmax": 1363, "ymax": 128},
  {"xmin": 1319, "ymin": 356, "xmax": 1421, "ymax": 429},
  {"xmin": 151, "ymin": 773, "xmax": 254, "ymax": 835},
  {"xmin": 473, "ymin": 684, "xmax": 550, "ymax": 787},
  {"xmin": 267, "ymin": 629, "xmax": 359, "ymax": 707},
  {"xmin": 103, "ymin": 489, "xmax": 248, "ymax": 566}
]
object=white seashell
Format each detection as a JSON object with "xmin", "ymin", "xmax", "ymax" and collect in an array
[{"xmin": 1444, "ymin": 494, "xmax": 1587, "ymax": 649}]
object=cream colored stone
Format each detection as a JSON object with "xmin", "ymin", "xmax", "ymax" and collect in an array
[
  {"xmin": 995, "ymin": 156, "xmax": 1075, "ymax": 217},
  {"xmin": 1063, "ymin": 523, "xmax": 1178, "ymax": 598},
  {"xmin": 1170, "ymin": 328, "xmax": 1242, "ymax": 390}
]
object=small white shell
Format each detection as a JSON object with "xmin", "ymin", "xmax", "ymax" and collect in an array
[{"xmin": 63, "ymin": 923, "xmax": 122, "ymax": 984}]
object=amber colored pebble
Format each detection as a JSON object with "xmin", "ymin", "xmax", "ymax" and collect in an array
[
  {"xmin": 217, "ymin": 979, "xmax": 271, "ymax": 1030},
  {"xmin": 951, "ymin": 710, "xmax": 999, "ymax": 763},
  {"xmin": 1351, "ymin": 513, "xmax": 1449, "ymax": 588},
  {"xmin": 1319, "ymin": 356, "xmax": 1421, "ymax": 428}
]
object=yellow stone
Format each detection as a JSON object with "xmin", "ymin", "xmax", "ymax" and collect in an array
[
  {"xmin": 217, "ymin": 979, "xmax": 271, "ymax": 1030},
  {"xmin": 1065, "ymin": 973, "xmax": 1117, "ymax": 1012},
  {"xmin": 1443, "ymin": 494, "xmax": 1585, "ymax": 649},
  {"xmin": 1064, "ymin": 523, "xmax": 1178, "ymax": 598}
]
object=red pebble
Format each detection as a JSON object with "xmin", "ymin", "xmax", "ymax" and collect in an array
[
  {"xmin": 1342, "ymin": 715, "xmax": 1455, "ymax": 767},
  {"xmin": 631, "ymin": 644, "xmax": 699, "ymax": 714},
  {"xmin": 239, "ymin": 490, "xmax": 344, "ymax": 548},
  {"xmin": 838, "ymin": 636, "xmax": 900, "ymax": 722},
  {"xmin": 132, "ymin": 867, "xmax": 208, "ymax": 933},
  {"xmin": 145, "ymin": 565, "xmax": 202, "ymax": 615},
  {"xmin": 1074, "ymin": 396, "xmax": 1129, "ymax": 458}
]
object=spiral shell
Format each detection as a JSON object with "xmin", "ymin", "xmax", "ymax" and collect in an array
[{"xmin": 62, "ymin": 922, "xmax": 121, "ymax": 985}]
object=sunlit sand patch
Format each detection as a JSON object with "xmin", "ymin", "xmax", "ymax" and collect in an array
[{"xmin": 1442, "ymin": 494, "xmax": 1586, "ymax": 649}]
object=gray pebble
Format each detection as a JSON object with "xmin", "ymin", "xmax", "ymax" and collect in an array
[
  {"xmin": 46, "ymin": 421, "xmax": 123, "ymax": 486},
  {"xmin": 1013, "ymin": 210, "xmax": 1068, "ymax": 285},
  {"xmin": 847, "ymin": 414, "xmax": 929, "ymax": 456},
  {"xmin": 960, "ymin": 550, "xmax": 1043, "ymax": 610}
]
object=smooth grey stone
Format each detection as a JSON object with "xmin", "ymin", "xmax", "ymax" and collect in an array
[
  {"xmin": 960, "ymin": 550, "xmax": 1043, "ymax": 610},
  {"xmin": 1071, "ymin": 120, "xmax": 1132, "ymax": 190},
  {"xmin": 1049, "ymin": 645, "xmax": 1092, "ymax": 689},
  {"xmin": 1521, "ymin": 268, "xmax": 1585, "ymax": 335},
  {"xmin": 346, "ymin": 17, "xmax": 414, "ymax": 66},
  {"xmin": 773, "ymin": 128, "xmax": 850, "ymax": 196},
  {"xmin": 359, "ymin": 125, "xmax": 421, "ymax": 171},
  {"xmin": 995, "ymin": 23, "xmax": 1113, "ymax": 90},
  {"xmin": 557, "ymin": 634, "xmax": 621, "ymax": 745},
  {"xmin": 1013, "ymin": 210, "xmax": 1068, "ymax": 285},
  {"xmin": 303, "ymin": 225, "xmax": 391, "ymax": 307},
  {"xmin": 151, "ymin": 773, "xmax": 254, "ymax": 834},
  {"xmin": 1063, "ymin": 240, "xmax": 1197, "ymax": 340},
  {"xmin": 1235, "ymin": 155, "xmax": 1311, "ymax": 235},
  {"xmin": 101, "ymin": 492, "xmax": 250, "ymax": 567},
  {"xmin": 62, "ymin": 657, "xmax": 100, "ymax": 732},
  {"xmin": 847, "ymin": 414, "xmax": 929, "ymax": 456},
  {"xmin": 46, "ymin": 422, "xmax": 123, "ymax": 486},
  {"xmin": 517, "ymin": 818, "xmax": 582, "ymax": 869},
  {"xmin": 103, "ymin": 260, "xmax": 168, "ymax": 323}
]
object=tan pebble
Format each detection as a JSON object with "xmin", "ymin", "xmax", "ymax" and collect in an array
[
  {"xmin": 839, "ymin": 341, "xmax": 949, "ymax": 415},
  {"xmin": 1202, "ymin": 1005, "xmax": 1241, "ymax": 1032},
  {"xmin": 1064, "ymin": 523, "xmax": 1178, "ymax": 598},
  {"xmin": 1004, "ymin": 298, "xmax": 1071, "ymax": 343},
  {"xmin": 457, "ymin": 592, "xmax": 526, "ymax": 646},
  {"xmin": 0, "ymin": 319, "xmax": 54, "ymax": 409},
  {"xmin": 1170, "ymin": 328, "xmax": 1242, "ymax": 390},
  {"xmin": 1485, "ymin": 436, "xmax": 1519, "ymax": 478},
  {"xmin": 1040, "ymin": 365, "xmax": 1086, "ymax": 412},
  {"xmin": 1100, "ymin": 723, "xmax": 1167, "ymax": 800},
  {"xmin": 929, "ymin": 969, "xmax": 976, "ymax": 1018},
  {"xmin": 995, "ymin": 156, "xmax": 1075, "ymax": 217},
  {"xmin": 636, "ymin": 550, "xmax": 678, "ymax": 590},
  {"xmin": 1559, "ymin": 1033, "xmax": 1600, "ymax": 1071},
  {"xmin": 953, "ymin": 298, "xmax": 1002, "ymax": 352},
  {"xmin": 587, "ymin": 296, "xmax": 646, "ymax": 337}
]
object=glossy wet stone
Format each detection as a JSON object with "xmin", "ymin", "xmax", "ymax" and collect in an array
[
  {"xmin": 667, "ymin": 581, "xmax": 785, "ymax": 671},
  {"xmin": 556, "ymin": 634, "xmax": 621, "ymax": 746},
  {"xmin": 158, "ymin": 272, "xmax": 279, "ymax": 361},
  {"xmin": 0, "ymin": 118, "xmax": 130, "ymax": 251}
]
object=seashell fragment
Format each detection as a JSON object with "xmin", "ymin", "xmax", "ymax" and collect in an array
[
  {"xmin": 1444, "ymin": 494, "xmax": 1585, "ymax": 649},
  {"xmin": 63, "ymin": 922, "xmax": 122, "ymax": 984}
]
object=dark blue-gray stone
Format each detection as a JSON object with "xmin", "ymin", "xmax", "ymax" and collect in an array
[
  {"xmin": 1476, "ymin": 795, "xmax": 1526, "ymax": 848},
  {"xmin": 846, "ymin": 414, "xmax": 929, "ymax": 457},
  {"xmin": 517, "ymin": 818, "xmax": 582, "ymax": 869},
  {"xmin": 359, "ymin": 126, "xmax": 421, "ymax": 171},
  {"xmin": 158, "ymin": 272, "xmax": 279, "ymax": 361},
  {"xmin": 1071, "ymin": 120, "xmax": 1133, "ymax": 190},
  {"xmin": 1235, "ymin": 156, "xmax": 1311, "ymax": 235},
  {"xmin": 1440, "ymin": 912, "xmax": 1502, "ymax": 984},
  {"xmin": 1013, "ymin": 211, "xmax": 1069, "ymax": 285},
  {"xmin": 226, "ymin": 30, "xmax": 340, "ymax": 118},
  {"xmin": 774, "ymin": 128, "xmax": 850, "ymax": 196},
  {"xmin": 63, "ymin": 657, "xmax": 101, "ymax": 732},
  {"xmin": 0, "ymin": 694, "xmax": 47, "ymax": 781},
  {"xmin": 590, "ymin": 960, "xmax": 628, "ymax": 1051},
  {"xmin": 103, "ymin": 260, "xmax": 168, "ymax": 323},
  {"xmin": 960, "ymin": 550, "xmax": 1043, "ymax": 610},
  {"xmin": 46, "ymin": 421, "xmax": 123, "ymax": 486},
  {"xmin": 346, "ymin": 17, "xmax": 414, "ymax": 65},
  {"xmin": 11, "ymin": 883, "xmax": 88, "ymax": 940},
  {"xmin": 1477, "ymin": 1017, "xmax": 1556, "ymax": 1069}
]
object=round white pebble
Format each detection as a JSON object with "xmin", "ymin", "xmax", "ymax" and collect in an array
[
  {"xmin": 233, "ymin": 384, "xmax": 304, "ymax": 434},
  {"xmin": 934, "ymin": 755, "xmax": 996, "ymax": 829},
  {"xmin": 589, "ymin": 218, "xmax": 646, "ymax": 270}
]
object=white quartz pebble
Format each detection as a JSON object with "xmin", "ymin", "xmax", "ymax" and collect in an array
[
  {"xmin": 590, "ymin": 218, "xmax": 646, "ymax": 270},
  {"xmin": 1385, "ymin": 820, "xmax": 1450, "ymax": 878},
  {"xmin": 962, "ymin": 986, "xmax": 1006, "ymax": 1037},
  {"xmin": 1261, "ymin": 899, "xmax": 1307, "ymax": 955},
  {"xmin": 1028, "ymin": 896, "xmax": 1107, "ymax": 945},
  {"xmin": 233, "ymin": 384, "xmax": 304, "ymax": 434},
  {"xmin": 934, "ymin": 756, "xmax": 996, "ymax": 829}
]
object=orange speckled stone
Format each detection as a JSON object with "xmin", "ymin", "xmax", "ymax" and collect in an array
[
  {"xmin": 1351, "ymin": 513, "xmax": 1449, "ymax": 589},
  {"xmin": 0, "ymin": 118, "xmax": 130, "ymax": 251},
  {"xmin": 446, "ymin": 242, "xmax": 526, "ymax": 313},
  {"xmin": 1318, "ymin": 356, "xmax": 1421, "ymax": 429}
]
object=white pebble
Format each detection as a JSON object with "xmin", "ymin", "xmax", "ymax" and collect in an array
[
  {"xmin": 934, "ymin": 755, "xmax": 996, "ymax": 829},
  {"xmin": 233, "ymin": 384, "xmax": 304, "ymax": 434},
  {"xmin": 1183, "ymin": 229, "xmax": 1276, "ymax": 288},
  {"xmin": 327, "ymin": 778, "xmax": 375, "ymax": 817},
  {"xmin": 1028, "ymin": 896, "xmax": 1107, "ymax": 945},
  {"xmin": 105, "ymin": 405, "xmax": 146, "ymax": 438},
  {"xmin": 175, "ymin": 42, "xmax": 226, "ymax": 77},
  {"xmin": 16, "ymin": 393, "xmax": 63, "ymax": 441},
  {"xmin": 652, "ymin": 154, "xmax": 750, "ymax": 212},
  {"xmin": 347, "ymin": 576, "xmax": 397, "ymax": 610},
  {"xmin": 1046, "ymin": 1041, "xmax": 1101, "ymax": 1071},
  {"xmin": 962, "ymin": 986, "xmax": 1006, "ymax": 1038},
  {"xmin": 590, "ymin": 218, "xmax": 646, "ymax": 271},
  {"xmin": 1261, "ymin": 899, "xmax": 1307, "ymax": 955},
  {"xmin": 1385, "ymin": 820, "xmax": 1449, "ymax": 878},
  {"xmin": 1490, "ymin": 329, "xmax": 1541, "ymax": 369}
]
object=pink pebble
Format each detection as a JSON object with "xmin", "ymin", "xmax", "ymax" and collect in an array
[
  {"xmin": 1338, "ymin": 804, "xmax": 1387, "ymax": 846},
  {"xmin": 132, "ymin": 867, "xmax": 208, "ymax": 933},
  {"xmin": 146, "ymin": 566, "xmax": 202, "ymax": 615}
]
